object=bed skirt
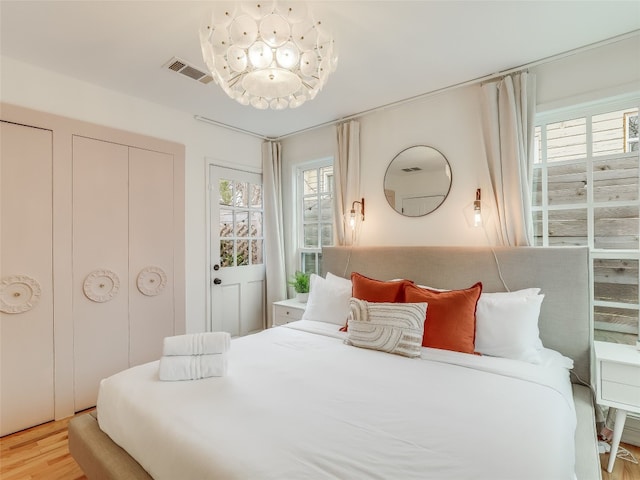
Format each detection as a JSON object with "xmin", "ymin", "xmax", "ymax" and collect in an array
[{"xmin": 68, "ymin": 385, "xmax": 601, "ymax": 480}]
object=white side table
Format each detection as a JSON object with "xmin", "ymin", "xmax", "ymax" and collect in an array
[
  {"xmin": 272, "ymin": 299, "xmax": 306, "ymax": 327},
  {"xmin": 594, "ymin": 340, "xmax": 640, "ymax": 473}
]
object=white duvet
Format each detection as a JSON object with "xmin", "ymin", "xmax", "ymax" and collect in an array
[{"xmin": 97, "ymin": 320, "xmax": 577, "ymax": 480}]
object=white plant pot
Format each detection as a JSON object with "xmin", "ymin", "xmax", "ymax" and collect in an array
[{"xmin": 296, "ymin": 292, "xmax": 309, "ymax": 303}]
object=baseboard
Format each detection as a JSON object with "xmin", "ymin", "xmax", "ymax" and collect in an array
[{"xmin": 622, "ymin": 414, "xmax": 640, "ymax": 447}]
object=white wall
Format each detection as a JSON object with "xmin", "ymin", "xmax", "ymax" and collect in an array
[
  {"xmin": 280, "ymin": 34, "xmax": 640, "ymax": 272},
  {"xmin": 0, "ymin": 55, "xmax": 263, "ymax": 334}
]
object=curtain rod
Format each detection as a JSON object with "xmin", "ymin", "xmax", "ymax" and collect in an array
[{"xmin": 196, "ymin": 29, "xmax": 640, "ymax": 142}]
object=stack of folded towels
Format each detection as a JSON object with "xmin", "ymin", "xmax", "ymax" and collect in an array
[{"xmin": 158, "ymin": 332, "xmax": 231, "ymax": 381}]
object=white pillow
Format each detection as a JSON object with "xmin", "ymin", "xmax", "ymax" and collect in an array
[
  {"xmin": 346, "ymin": 298, "xmax": 426, "ymax": 358},
  {"xmin": 301, "ymin": 273, "xmax": 351, "ymax": 326},
  {"xmin": 475, "ymin": 293, "xmax": 545, "ymax": 364},
  {"xmin": 326, "ymin": 272, "xmax": 352, "ymax": 290},
  {"xmin": 538, "ymin": 348, "xmax": 574, "ymax": 370}
]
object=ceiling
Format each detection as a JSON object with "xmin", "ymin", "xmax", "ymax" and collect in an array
[{"xmin": 1, "ymin": 1, "xmax": 639, "ymax": 138}]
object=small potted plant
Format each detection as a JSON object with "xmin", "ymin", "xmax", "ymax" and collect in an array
[{"xmin": 288, "ymin": 271, "xmax": 310, "ymax": 303}]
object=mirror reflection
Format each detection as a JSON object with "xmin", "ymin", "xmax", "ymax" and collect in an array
[{"xmin": 383, "ymin": 146, "xmax": 452, "ymax": 217}]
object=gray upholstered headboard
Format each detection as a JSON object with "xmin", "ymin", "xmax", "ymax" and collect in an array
[{"xmin": 322, "ymin": 246, "xmax": 591, "ymax": 383}]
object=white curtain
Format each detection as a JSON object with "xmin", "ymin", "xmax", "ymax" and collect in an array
[
  {"xmin": 334, "ymin": 120, "xmax": 361, "ymax": 246},
  {"xmin": 262, "ymin": 141, "xmax": 286, "ymax": 327},
  {"xmin": 481, "ymin": 72, "xmax": 536, "ymax": 246}
]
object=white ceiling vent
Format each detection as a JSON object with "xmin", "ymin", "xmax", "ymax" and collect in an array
[{"xmin": 164, "ymin": 57, "xmax": 213, "ymax": 85}]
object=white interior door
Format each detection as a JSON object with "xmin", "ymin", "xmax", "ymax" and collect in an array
[
  {"xmin": 209, "ymin": 165, "xmax": 265, "ymax": 336},
  {"xmin": 0, "ymin": 121, "xmax": 54, "ymax": 436}
]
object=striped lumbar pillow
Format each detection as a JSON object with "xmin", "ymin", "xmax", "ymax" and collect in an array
[{"xmin": 345, "ymin": 298, "xmax": 426, "ymax": 358}]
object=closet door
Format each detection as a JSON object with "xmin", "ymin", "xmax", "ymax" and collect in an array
[
  {"xmin": 129, "ymin": 147, "xmax": 175, "ymax": 366},
  {"xmin": 72, "ymin": 136, "xmax": 129, "ymax": 411},
  {"xmin": 0, "ymin": 121, "xmax": 54, "ymax": 436}
]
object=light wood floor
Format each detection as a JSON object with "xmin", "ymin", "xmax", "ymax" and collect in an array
[{"xmin": 1, "ymin": 412, "xmax": 639, "ymax": 480}]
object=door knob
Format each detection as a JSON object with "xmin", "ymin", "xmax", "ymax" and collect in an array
[
  {"xmin": 213, "ymin": 278, "xmax": 222, "ymax": 285},
  {"xmin": 213, "ymin": 264, "xmax": 220, "ymax": 271}
]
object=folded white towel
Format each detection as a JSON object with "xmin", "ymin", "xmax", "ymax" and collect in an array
[
  {"xmin": 158, "ymin": 354, "xmax": 228, "ymax": 381},
  {"xmin": 163, "ymin": 332, "xmax": 231, "ymax": 356}
]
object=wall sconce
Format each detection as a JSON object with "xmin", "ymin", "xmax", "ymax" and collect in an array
[
  {"xmin": 349, "ymin": 198, "xmax": 365, "ymax": 230},
  {"xmin": 473, "ymin": 189, "xmax": 482, "ymax": 227},
  {"xmin": 464, "ymin": 188, "xmax": 489, "ymax": 228}
]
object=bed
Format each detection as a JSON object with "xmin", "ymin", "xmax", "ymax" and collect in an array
[{"xmin": 69, "ymin": 246, "xmax": 601, "ymax": 480}]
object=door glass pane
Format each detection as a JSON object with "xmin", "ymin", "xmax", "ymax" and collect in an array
[
  {"xmin": 237, "ymin": 240, "xmax": 249, "ymax": 266},
  {"xmin": 593, "ymin": 157, "xmax": 638, "ymax": 202},
  {"xmin": 546, "ymin": 118, "xmax": 586, "ymax": 162},
  {"xmin": 301, "ymin": 252, "xmax": 318, "ymax": 274},
  {"xmin": 251, "ymin": 239, "xmax": 263, "ymax": 264},
  {"xmin": 235, "ymin": 211, "xmax": 248, "ymax": 237},
  {"xmin": 234, "ymin": 181, "xmax": 248, "ymax": 207},
  {"xmin": 532, "ymin": 168, "xmax": 543, "ymax": 207},
  {"xmin": 219, "ymin": 179, "xmax": 233, "ymax": 205},
  {"xmin": 533, "ymin": 126, "xmax": 542, "ymax": 164},
  {"xmin": 220, "ymin": 240, "xmax": 234, "ymax": 267},
  {"xmin": 547, "ymin": 208, "xmax": 587, "ymax": 246},
  {"xmin": 593, "ymin": 108, "xmax": 639, "ymax": 157},
  {"xmin": 220, "ymin": 208, "xmax": 233, "ymax": 237},
  {"xmin": 594, "ymin": 205, "xmax": 639, "ymax": 249},
  {"xmin": 251, "ymin": 184, "xmax": 262, "ymax": 208},
  {"xmin": 594, "ymin": 306, "xmax": 638, "ymax": 345},
  {"xmin": 251, "ymin": 212, "xmax": 262, "ymax": 237},
  {"xmin": 546, "ymin": 162, "xmax": 587, "ymax": 205}
]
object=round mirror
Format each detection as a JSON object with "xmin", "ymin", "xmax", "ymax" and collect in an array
[{"xmin": 383, "ymin": 146, "xmax": 452, "ymax": 217}]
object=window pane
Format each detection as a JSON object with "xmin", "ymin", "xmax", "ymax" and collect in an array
[
  {"xmin": 547, "ymin": 208, "xmax": 587, "ymax": 246},
  {"xmin": 320, "ymin": 195, "xmax": 333, "ymax": 221},
  {"xmin": 546, "ymin": 162, "xmax": 587, "ymax": 205},
  {"xmin": 250, "ymin": 184, "xmax": 262, "ymax": 208},
  {"xmin": 321, "ymin": 223, "xmax": 333, "ymax": 247},
  {"xmin": 251, "ymin": 239, "xmax": 263, "ymax": 264},
  {"xmin": 251, "ymin": 212, "xmax": 262, "ymax": 237},
  {"xmin": 303, "ymin": 198, "xmax": 319, "ymax": 221},
  {"xmin": 532, "ymin": 210, "xmax": 543, "ymax": 246},
  {"xmin": 546, "ymin": 118, "xmax": 586, "ymax": 162},
  {"xmin": 534, "ymin": 126, "xmax": 542, "ymax": 164},
  {"xmin": 303, "ymin": 169, "xmax": 318, "ymax": 195},
  {"xmin": 320, "ymin": 166, "xmax": 334, "ymax": 193},
  {"xmin": 625, "ymin": 111, "xmax": 638, "ymax": 152},
  {"xmin": 593, "ymin": 157, "xmax": 639, "ymax": 202},
  {"xmin": 301, "ymin": 252, "xmax": 317, "ymax": 274},
  {"xmin": 220, "ymin": 208, "xmax": 233, "ymax": 238},
  {"xmin": 593, "ymin": 108, "xmax": 639, "ymax": 157},
  {"xmin": 303, "ymin": 224, "xmax": 318, "ymax": 248},
  {"xmin": 234, "ymin": 181, "xmax": 248, "ymax": 207},
  {"xmin": 219, "ymin": 179, "xmax": 233, "ymax": 206},
  {"xmin": 595, "ymin": 306, "xmax": 638, "ymax": 343},
  {"xmin": 236, "ymin": 240, "xmax": 249, "ymax": 266},
  {"xmin": 593, "ymin": 258, "xmax": 638, "ymax": 304},
  {"xmin": 532, "ymin": 168, "xmax": 543, "ymax": 207},
  {"xmin": 235, "ymin": 211, "xmax": 248, "ymax": 237},
  {"xmin": 594, "ymin": 205, "xmax": 639, "ymax": 249},
  {"xmin": 220, "ymin": 240, "xmax": 234, "ymax": 267}
]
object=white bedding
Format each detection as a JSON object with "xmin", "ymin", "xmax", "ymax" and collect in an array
[{"xmin": 97, "ymin": 320, "xmax": 577, "ymax": 480}]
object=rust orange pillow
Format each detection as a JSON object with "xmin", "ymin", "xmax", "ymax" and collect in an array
[
  {"xmin": 403, "ymin": 282, "xmax": 482, "ymax": 354},
  {"xmin": 351, "ymin": 272, "xmax": 413, "ymax": 303}
]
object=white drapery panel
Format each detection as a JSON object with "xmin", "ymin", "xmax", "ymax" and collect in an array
[
  {"xmin": 334, "ymin": 120, "xmax": 361, "ymax": 246},
  {"xmin": 262, "ymin": 141, "xmax": 286, "ymax": 327},
  {"xmin": 481, "ymin": 72, "xmax": 536, "ymax": 246}
]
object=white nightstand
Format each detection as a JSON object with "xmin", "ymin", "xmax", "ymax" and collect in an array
[
  {"xmin": 272, "ymin": 299, "xmax": 306, "ymax": 327},
  {"xmin": 594, "ymin": 340, "xmax": 640, "ymax": 473}
]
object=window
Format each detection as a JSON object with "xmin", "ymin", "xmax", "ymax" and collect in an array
[
  {"xmin": 297, "ymin": 160, "xmax": 334, "ymax": 274},
  {"xmin": 533, "ymin": 98, "xmax": 640, "ymax": 345}
]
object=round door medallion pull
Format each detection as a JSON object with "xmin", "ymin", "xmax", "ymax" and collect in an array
[
  {"xmin": 0, "ymin": 275, "xmax": 41, "ymax": 314},
  {"xmin": 137, "ymin": 266, "xmax": 167, "ymax": 296},
  {"xmin": 83, "ymin": 269, "xmax": 120, "ymax": 303}
]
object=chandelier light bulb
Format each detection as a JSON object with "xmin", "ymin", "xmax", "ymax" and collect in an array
[{"xmin": 200, "ymin": 1, "xmax": 337, "ymax": 110}]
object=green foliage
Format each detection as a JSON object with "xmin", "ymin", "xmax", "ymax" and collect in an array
[{"xmin": 288, "ymin": 271, "xmax": 310, "ymax": 293}]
